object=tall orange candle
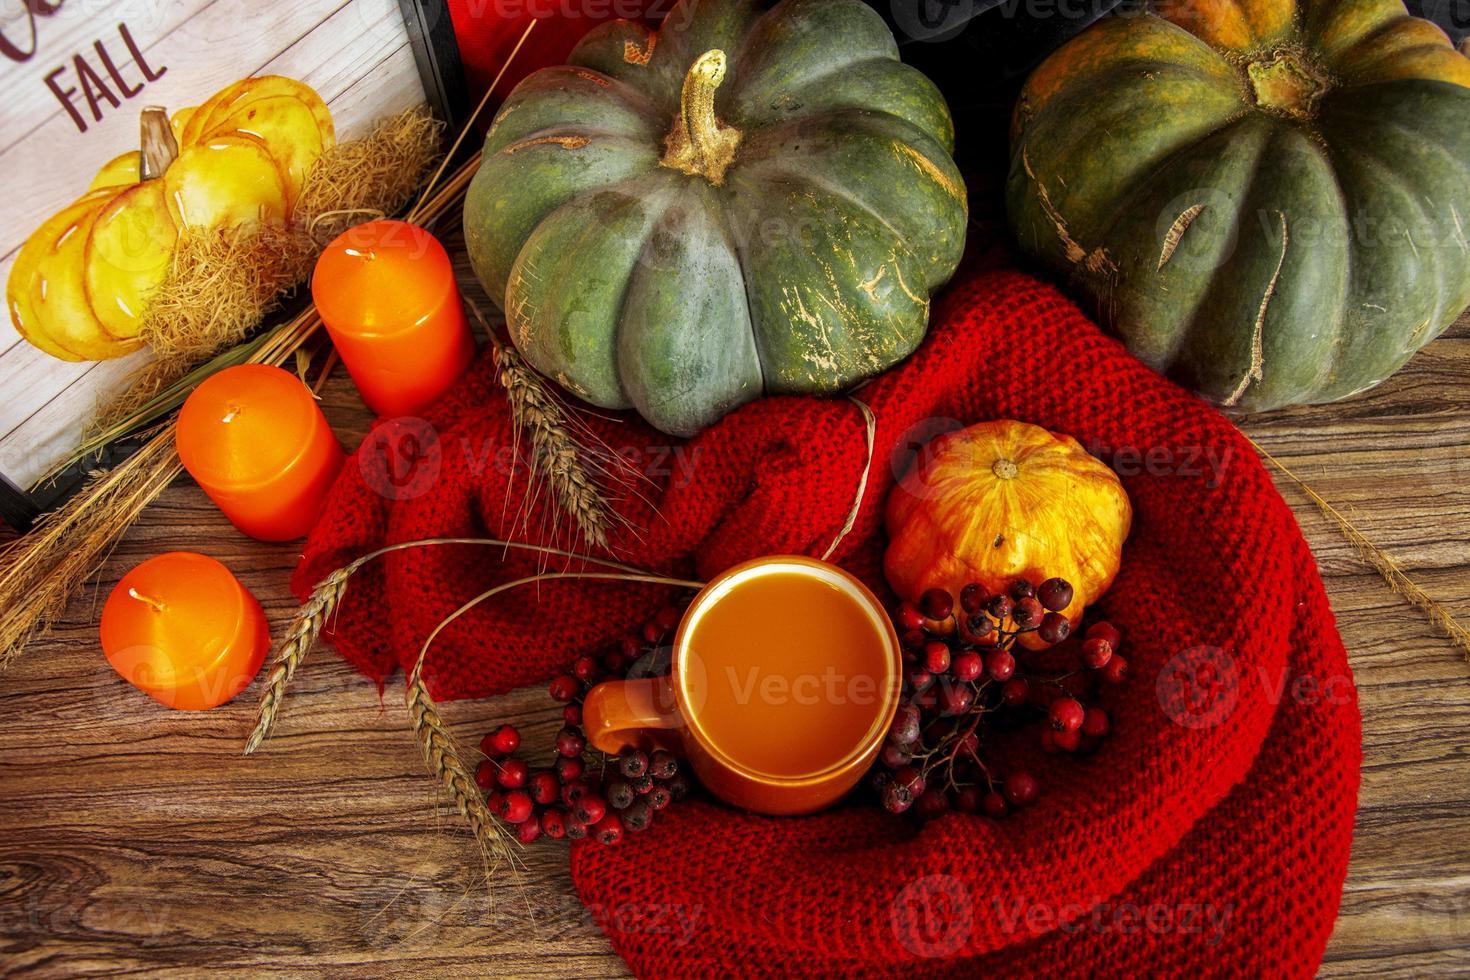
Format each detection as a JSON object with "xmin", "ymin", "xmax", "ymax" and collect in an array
[
  {"xmin": 100, "ymin": 552, "xmax": 270, "ymax": 711},
  {"xmin": 312, "ymin": 220, "xmax": 475, "ymax": 417},
  {"xmin": 177, "ymin": 364, "xmax": 345, "ymax": 541}
]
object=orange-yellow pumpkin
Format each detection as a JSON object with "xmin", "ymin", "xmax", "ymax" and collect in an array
[
  {"xmin": 7, "ymin": 76, "xmax": 333, "ymax": 362},
  {"xmin": 884, "ymin": 420, "xmax": 1131, "ymax": 638}
]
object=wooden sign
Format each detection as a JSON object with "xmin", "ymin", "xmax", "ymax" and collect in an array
[{"xmin": 0, "ymin": 0, "xmax": 430, "ymax": 514}]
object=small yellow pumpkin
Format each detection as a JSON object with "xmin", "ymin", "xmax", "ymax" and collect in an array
[
  {"xmin": 884, "ymin": 420, "xmax": 1131, "ymax": 638},
  {"xmin": 7, "ymin": 76, "xmax": 333, "ymax": 362}
]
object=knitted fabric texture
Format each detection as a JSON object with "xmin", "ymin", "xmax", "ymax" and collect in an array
[{"xmin": 295, "ymin": 268, "xmax": 1360, "ymax": 976}]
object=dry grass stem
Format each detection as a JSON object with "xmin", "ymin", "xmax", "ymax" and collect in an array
[
  {"xmin": 0, "ymin": 434, "xmax": 181, "ymax": 667},
  {"xmin": 1251, "ymin": 437, "xmax": 1470, "ymax": 666},
  {"xmin": 95, "ymin": 108, "xmax": 443, "ymax": 430}
]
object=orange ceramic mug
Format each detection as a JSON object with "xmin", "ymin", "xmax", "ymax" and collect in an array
[{"xmin": 583, "ymin": 556, "xmax": 902, "ymax": 816}]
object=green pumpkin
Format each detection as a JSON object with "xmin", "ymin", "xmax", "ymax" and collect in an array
[
  {"xmin": 1007, "ymin": 0, "xmax": 1470, "ymax": 412},
  {"xmin": 464, "ymin": 0, "xmax": 966, "ymax": 436}
]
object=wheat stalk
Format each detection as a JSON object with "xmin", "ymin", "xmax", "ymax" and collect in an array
[
  {"xmin": 465, "ymin": 302, "xmax": 619, "ymax": 553},
  {"xmin": 243, "ymin": 537, "xmax": 651, "ymax": 752},
  {"xmin": 1250, "ymin": 437, "xmax": 1470, "ymax": 666}
]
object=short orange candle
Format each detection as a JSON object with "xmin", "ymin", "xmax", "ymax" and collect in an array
[
  {"xmin": 312, "ymin": 220, "xmax": 475, "ymax": 417},
  {"xmin": 177, "ymin": 364, "xmax": 345, "ymax": 541},
  {"xmin": 100, "ymin": 552, "xmax": 270, "ymax": 711}
]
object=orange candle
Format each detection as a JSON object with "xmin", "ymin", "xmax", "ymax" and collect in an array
[
  {"xmin": 177, "ymin": 364, "xmax": 345, "ymax": 541},
  {"xmin": 311, "ymin": 220, "xmax": 475, "ymax": 417},
  {"xmin": 100, "ymin": 552, "xmax": 270, "ymax": 711}
]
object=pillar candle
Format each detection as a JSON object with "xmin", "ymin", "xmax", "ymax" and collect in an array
[
  {"xmin": 176, "ymin": 364, "xmax": 345, "ymax": 541},
  {"xmin": 312, "ymin": 220, "xmax": 475, "ymax": 418},
  {"xmin": 100, "ymin": 552, "xmax": 270, "ymax": 711}
]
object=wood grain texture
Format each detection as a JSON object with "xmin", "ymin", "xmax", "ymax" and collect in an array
[{"xmin": 0, "ymin": 286, "xmax": 1466, "ymax": 976}]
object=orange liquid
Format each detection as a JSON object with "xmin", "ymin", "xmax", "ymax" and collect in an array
[{"xmin": 679, "ymin": 568, "xmax": 895, "ymax": 779}]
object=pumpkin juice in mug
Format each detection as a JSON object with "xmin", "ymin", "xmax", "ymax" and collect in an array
[{"xmin": 583, "ymin": 558, "xmax": 901, "ymax": 815}]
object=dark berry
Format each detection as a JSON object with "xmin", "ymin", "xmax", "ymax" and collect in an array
[
  {"xmin": 517, "ymin": 817, "xmax": 543, "ymax": 844},
  {"xmin": 647, "ymin": 784, "xmax": 672, "ymax": 810},
  {"xmin": 572, "ymin": 655, "xmax": 600, "ymax": 683},
  {"xmin": 548, "ymin": 674, "xmax": 580, "ymax": 702},
  {"xmin": 880, "ymin": 742, "xmax": 911, "ymax": 768},
  {"xmin": 619, "ymin": 748, "xmax": 649, "ymax": 778},
  {"xmin": 1001, "ymin": 676, "xmax": 1029, "ymax": 707},
  {"xmin": 592, "ymin": 813, "xmax": 625, "ymax": 845},
  {"xmin": 906, "ymin": 668, "xmax": 934, "ymax": 693},
  {"xmin": 953, "ymin": 785, "xmax": 983, "ymax": 814},
  {"xmin": 914, "ymin": 789, "xmax": 949, "ymax": 820},
  {"xmin": 1100, "ymin": 655, "xmax": 1129, "ymax": 685},
  {"xmin": 951, "ymin": 651, "xmax": 983, "ymax": 684},
  {"xmin": 606, "ymin": 781, "xmax": 636, "ymax": 810},
  {"xmin": 563, "ymin": 704, "xmax": 583, "ymax": 726},
  {"xmin": 923, "ymin": 640, "xmax": 951, "ymax": 674},
  {"xmin": 498, "ymin": 790, "xmax": 533, "ymax": 824},
  {"xmin": 1037, "ymin": 612, "xmax": 1071, "ymax": 645},
  {"xmin": 986, "ymin": 595, "xmax": 1013, "ymax": 620},
  {"xmin": 940, "ymin": 683, "xmax": 974, "ymax": 716},
  {"xmin": 1036, "ymin": 578, "xmax": 1073, "ymax": 613},
  {"xmin": 1049, "ymin": 697, "xmax": 1085, "ymax": 733},
  {"xmin": 649, "ymin": 750, "xmax": 678, "ymax": 779},
  {"xmin": 564, "ymin": 819, "xmax": 589, "ymax": 841},
  {"xmin": 1009, "ymin": 580, "xmax": 1035, "ymax": 601},
  {"xmin": 555, "ymin": 727, "xmax": 585, "ymax": 758},
  {"xmin": 496, "ymin": 758, "xmax": 529, "ymax": 789},
  {"xmin": 919, "ymin": 588, "xmax": 954, "ymax": 620},
  {"xmin": 641, "ymin": 620, "xmax": 662, "ymax": 644},
  {"xmin": 619, "ymin": 634, "xmax": 642, "ymax": 660},
  {"xmin": 1081, "ymin": 637, "xmax": 1113, "ymax": 669},
  {"xmin": 965, "ymin": 614, "xmax": 994, "ymax": 641},
  {"xmin": 1003, "ymin": 771, "xmax": 1040, "ymax": 807},
  {"xmin": 1082, "ymin": 707, "xmax": 1110, "ymax": 738},
  {"xmin": 474, "ymin": 759, "xmax": 497, "ymax": 790},
  {"xmin": 893, "ymin": 766, "xmax": 926, "ymax": 799},
  {"xmin": 1013, "ymin": 596, "xmax": 1045, "ymax": 629},
  {"xmin": 481, "ymin": 724, "xmax": 520, "ymax": 758},
  {"xmin": 981, "ymin": 790, "xmax": 1009, "ymax": 817},
  {"xmin": 896, "ymin": 602, "xmax": 925, "ymax": 632},
  {"xmin": 900, "ymin": 629, "xmax": 926, "ymax": 651},
  {"xmin": 890, "ymin": 703, "xmax": 922, "ymax": 745},
  {"xmin": 664, "ymin": 773, "xmax": 691, "ymax": 801},
  {"xmin": 882, "ymin": 779, "xmax": 915, "ymax": 814},
  {"xmin": 528, "ymin": 771, "xmax": 560, "ymax": 806},
  {"xmin": 959, "ymin": 584, "xmax": 986, "ymax": 614},
  {"xmin": 630, "ymin": 773, "xmax": 655, "ymax": 794},
  {"xmin": 554, "ymin": 755, "xmax": 584, "ymax": 782},
  {"xmin": 540, "ymin": 808, "xmax": 567, "ymax": 839},
  {"xmin": 623, "ymin": 799, "xmax": 653, "ymax": 831},
  {"xmin": 985, "ymin": 648, "xmax": 1016, "ymax": 683}
]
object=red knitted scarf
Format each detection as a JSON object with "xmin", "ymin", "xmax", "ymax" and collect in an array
[{"xmin": 295, "ymin": 268, "xmax": 1360, "ymax": 976}]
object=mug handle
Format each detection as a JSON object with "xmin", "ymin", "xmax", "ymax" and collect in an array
[{"xmin": 582, "ymin": 674, "xmax": 685, "ymax": 756}]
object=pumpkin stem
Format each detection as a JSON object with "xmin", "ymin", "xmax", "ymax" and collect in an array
[
  {"xmin": 1246, "ymin": 50, "xmax": 1329, "ymax": 120},
  {"xmin": 992, "ymin": 459, "xmax": 1019, "ymax": 480},
  {"xmin": 661, "ymin": 49, "xmax": 742, "ymax": 185},
  {"xmin": 139, "ymin": 105, "xmax": 179, "ymax": 180}
]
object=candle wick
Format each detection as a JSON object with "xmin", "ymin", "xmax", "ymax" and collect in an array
[
  {"xmin": 129, "ymin": 588, "xmax": 167, "ymax": 613},
  {"xmin": 221, "ymin": 403, "xmax": 242, "ymax": 423},
  {"xmin": 343, "ymin": 247, "xmax": 377, "ymax": 261}
]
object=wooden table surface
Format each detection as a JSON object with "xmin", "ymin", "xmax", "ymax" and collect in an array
[{"xmin": 1, "ymin": 305, "xmax": 1467, "ymax": 977}]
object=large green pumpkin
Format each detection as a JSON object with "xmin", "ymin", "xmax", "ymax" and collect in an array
[
  {"xmin": 1007, "ymin": 0, "xmax": 1470, "ymax": 411},
  {"xmin": 465, "ymin": 0, "xmax": 966, "ymax": 436}
]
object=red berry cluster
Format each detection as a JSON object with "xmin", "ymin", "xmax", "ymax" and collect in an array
[
  {"xmin": 474, "ymin": 603, "xmax": 693, "ymax": 846},
  {"xmin": 873, "ymin": 577, "xmax": 1127, "ymax": 819}
]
